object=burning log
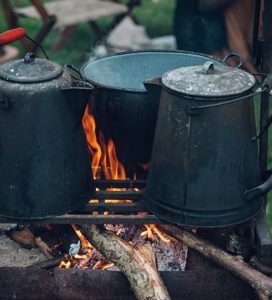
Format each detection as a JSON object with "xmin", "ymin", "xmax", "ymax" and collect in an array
[
  {"xmin": 80, "ymin": 224, "xmax": 171, "ymax": 300},
  {"xmin": 160, "ymin": 224, "xmax": 272, "ymax": 300}
]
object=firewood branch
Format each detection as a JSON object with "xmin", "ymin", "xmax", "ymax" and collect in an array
[
  {"xmin": 80, "ymin": 224, "xmax": 170, "ymax": 300},
  {"xmin": 160, "ymin": 224, "xmax": 272, "ymax": 300}
]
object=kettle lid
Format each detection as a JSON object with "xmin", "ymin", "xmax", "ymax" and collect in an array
[
  {"xmin": 0, "ymin": 53, "xmax": 63, "ymax": 83},
  {"xmin": 162, "ymin": 61, "xmax": 256, "ymax": 97}
]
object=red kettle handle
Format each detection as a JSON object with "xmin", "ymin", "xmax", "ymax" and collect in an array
[{"xmin": 0, "ymin": 28, "xmax": 26, "ymax": 45}]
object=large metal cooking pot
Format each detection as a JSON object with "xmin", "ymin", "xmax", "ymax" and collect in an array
[
  {"xmin": 144, "ymin": 61, "xmax": 272, "ymax": 228},
  {"xmin": 0, "ymin": 53, "xmax": 94, "ymax": 219},
  {"xmin": 81, "ymin": 51, "xmax": 227, "ymax": 164}
]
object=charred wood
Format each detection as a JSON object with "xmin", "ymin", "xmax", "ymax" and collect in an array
[{"xmin": 31, "ymin": 256, "xmax": 65, "ymax": 270}]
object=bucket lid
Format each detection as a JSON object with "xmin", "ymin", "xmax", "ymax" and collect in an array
[
  {"xmin": 0, "ymin": 52, "xmax": 63, "ymax": 83},
  {"xmin": 162, "ymin": 61, "xmax": 256, "ymax": 97}
]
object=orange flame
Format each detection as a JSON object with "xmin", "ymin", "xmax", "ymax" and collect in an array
[
  {"xmin": 107, "ymin": 138, "xmax": 126, "ymax": 180},
  {"xmin": 82, "ymin": 112, "xmax": 101, "ymax": 179},
  {"xmin": 101, "ymin": 262, "xmax": 114, "ymax": 270},
  {"xmin": 141, "ymin": 224, "xmax": 171, "ymax": 243},
  {"xmin": 71, "ymin": 224, "xmax": 92, "ymax": 249},
  {"xmin": 82, "ymin": 109, "xmax": 126, "ymax": 181},
  {"xmin": 59, "ymin": 260, "xmax": 71, "ymax": 269}
]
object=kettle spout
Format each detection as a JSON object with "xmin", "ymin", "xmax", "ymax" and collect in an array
[
  {"xmin": 144, "ymin": 77, "xmax": 162, "ymax": 96},
  {"xmin": 62, "ymin": 80, "xmax": 93, "ymax": 125}
]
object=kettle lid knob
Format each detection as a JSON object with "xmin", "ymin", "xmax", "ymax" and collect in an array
[
  {"xmin": 24, "ymin": 52, "xmax": 35, "ymax": 64},
  {"xmin": 202, "ymin": 61, "xmax": 215, "ymax": 74}
]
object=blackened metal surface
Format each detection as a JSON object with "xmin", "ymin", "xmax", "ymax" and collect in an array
[
  {"xmin": 94, "ymin": 190, "xmax": 143, "ymax": 201},
  {"xmin": 145, "ymin": 85, "xmax": 264, "ymax": 227},
  {"xmin": 0, "ymin": 68, "xmax": 93, "ymax": 219},
  {"xmin": 0, "ymin": 268, "xmax": 255, "ymax": 300},
  {"xmin": 95, "ymin": 179, "xmax": 146, "ymax": 189},
  {"xmin": 0, "ymin": 214, "xmax": 163, "ymax": 225},
  {"xmin": 161, "ymin": 269, "xmax": 255, "ymax": 300},
  {"xmin": 0, "ymin": 267, "xmax": 55, "ymax": 300},
  {"xmin": 79, "ymin": 202, "xmax": 144, "ymax": 213},
  {"xmin": 260, "ymin": 0, "xmax": 272, "ymax": 173},
  {"xmin": 89, "ymin": 88, "xmax": 160, "ymax": 164},
  {"xmin": 84, "ymin": 51, "xmax": 224, "ymax": 163}
]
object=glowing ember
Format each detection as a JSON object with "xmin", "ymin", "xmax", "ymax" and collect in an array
[
  {"xmin": 59, "ymin": 260, "xmax": 71, "ymax": 269},
  {"xmin": 101, "ymin": 262, "xmax": 114, "ymax": 270},
  {"xmin": 141, "ymin": 225, "xmax": 171, "ymax": 243}
]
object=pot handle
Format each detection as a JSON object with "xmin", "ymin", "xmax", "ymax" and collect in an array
[
  {"xmin": 222, "ymin": 52, "xmax": 243, "ymax": 69},
  {"xmin": 143, "ymin": 77, "xmax": 162, "ymax": 94},
  {"xmin": 61, "ymin": 80, "xmax": 93, "ymax": 126},
  {"xmin": 187, "ymin": 89, "xmax": 263, "ymax": 114},
  {"xmin": 245, "ymin": 173, "xmax": 272, "ymax": 201},
  {"xmin": 64, "ymin": 64, "xmax": 84, "ymax": 80}
]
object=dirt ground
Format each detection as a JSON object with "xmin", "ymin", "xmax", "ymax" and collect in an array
[{"xmin": 0, "ymin": 224, "xmax": 47, "ymax": 267}]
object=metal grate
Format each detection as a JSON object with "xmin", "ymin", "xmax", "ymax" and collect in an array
[{"xmin": 0, "ymin": 180, "xmax": 164, "ymax": 224}]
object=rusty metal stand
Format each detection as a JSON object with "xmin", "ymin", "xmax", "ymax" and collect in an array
[{"xmin": 0, "ymin": 180, "xmax": 163, "ymax": 225}]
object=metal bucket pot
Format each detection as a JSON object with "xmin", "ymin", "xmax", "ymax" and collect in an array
[
  {"xmin": 0, "ymin": 54, "xmax": 94, "ymax": 219},
  {"xmin": 81, "ymin": 50, "xmax": 226, "ymax": 164},
  {"xmin": 144, "ymin": 61, "xmax": 272, "ymax": 228}
]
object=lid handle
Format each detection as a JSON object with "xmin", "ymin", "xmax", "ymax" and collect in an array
[
  {"xmin": 24, "ymin": 52, "xmax": 35, "ymax": 64},
  {"xmin": 202, "ymin": 61, "xmax": 215, "ymax": 74},
  {"xmin": 222, "ymin": 53, "xmax": 243, "ymax": 69},
  {"xmin": 0, "ymin": 27, "xmax": 49, "ymax": 60},
  {"xmin": 0, "ymin": 28, "xmax": 26, "ymax": 45}
]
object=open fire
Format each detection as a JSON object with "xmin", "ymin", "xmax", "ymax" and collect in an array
[{"xmin": 59, "ymin": 109, "xmax": 186, "ymax": 271}]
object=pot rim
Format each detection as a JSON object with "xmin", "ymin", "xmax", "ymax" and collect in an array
[
  {"xmin": 162, "ymin": 83, "xmax": 257, "ymax": 102},
  {"xmin": 80, "ymin": 50, "xmax": 225, "ymax": 93}
]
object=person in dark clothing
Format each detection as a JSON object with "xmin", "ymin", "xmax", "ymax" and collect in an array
[
  {"xmin": 174, "ymin": 0, "xmax": 263, "ymax": 73},
  {"xmin": 174, "ymin": 0, "xmax": 228, "ymax": 54}
]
